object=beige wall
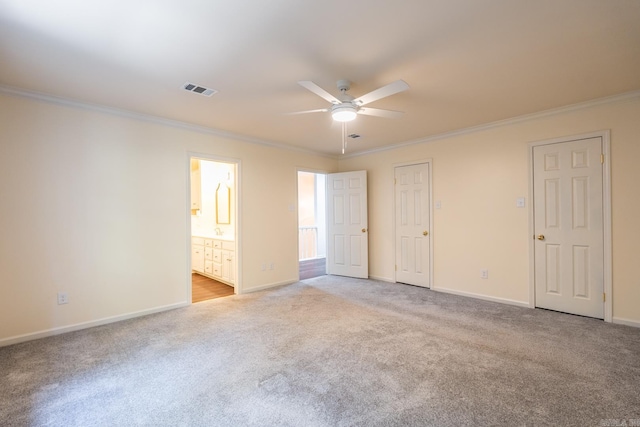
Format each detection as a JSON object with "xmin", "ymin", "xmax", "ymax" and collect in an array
[
  {"xmin": 339, "ymin": 96, "xmax": 640, "ymax": 325},
  {"xmin": 2, "ymin": 90, "xmax": 638, "ymax": 345},
  {"xmin": 0, "ymin": 93, "xmax": 337, "ymax": 344}
]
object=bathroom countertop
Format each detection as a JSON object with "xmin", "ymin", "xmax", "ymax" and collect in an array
[{"xmin": 192, "ymin": 233, "xmax": 235, "ymax": 241}]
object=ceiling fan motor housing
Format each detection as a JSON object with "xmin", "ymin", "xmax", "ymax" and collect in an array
[{"xmin": 336, "ymin": 79, "xmax": 351, "ymax": 93}]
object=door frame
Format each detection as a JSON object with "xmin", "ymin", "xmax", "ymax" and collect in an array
[
  {"xmin": 527, "ymin": 131, "xmax": 611, "ymax": 321},
  {"xmin": 392, "ymin": 159, "xmax": 434, "ymax": 287},
  {"xmin": 186, "ymin": 152, "xmax": 242, "ymax": 301}
]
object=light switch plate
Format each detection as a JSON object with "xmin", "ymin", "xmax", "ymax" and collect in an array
[
  {"xmin": 435, "ymin": 200, "xmax": 442, "ymax": 209},
  {"xmin": 516, "ymin": 197, "xmax": 525, "ymax": 208}
]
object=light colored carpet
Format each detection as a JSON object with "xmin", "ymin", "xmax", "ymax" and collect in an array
[{"xmin": 1, "ymin": 275, "xmax": 639, "ymax": 426}]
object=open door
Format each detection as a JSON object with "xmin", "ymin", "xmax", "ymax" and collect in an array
[{"xmin": 326, "ymin": 171, "xmax": 368, "ymax": 278}]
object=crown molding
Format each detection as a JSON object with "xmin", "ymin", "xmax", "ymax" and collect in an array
[
  {"xmin": 0, "ymin": 84, "xmax": 338, "ymax": 160},
  {"xmin": 3, "ymin": 84, "xmax": 638, "ymax": 161},
  {"xmin": 341, "ymin": 89, "xmax": 640, "ymax": 159}
]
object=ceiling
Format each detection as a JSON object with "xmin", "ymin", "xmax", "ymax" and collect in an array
[{"xmin": 1, "ymin": 0, "xmax": 639, "ymax": 156}]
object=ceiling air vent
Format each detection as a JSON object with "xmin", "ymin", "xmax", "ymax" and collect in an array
[{"xmin": 182, "ymin": 82, "xmax": 217, "ymax": 97}]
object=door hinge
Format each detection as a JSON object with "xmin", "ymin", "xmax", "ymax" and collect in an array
[
  {"xmin": 603, "ymin": 292, "xmax": 606, "ymax": 302},
  {"xmin": 394, "ymin": 178, "xmax": 397, "ymax": 185},
  {"xmin": 601, "ymin": 154, "xmax": 604, "ymax": 164},
  {"xmin": 395, "ymin": 265, "xmax": 397, "ymax": 271}
]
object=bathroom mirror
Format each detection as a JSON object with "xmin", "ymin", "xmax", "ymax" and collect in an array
[{"xmin": 216, "ymin": 183, "xmax": 231, "ymax": 224}]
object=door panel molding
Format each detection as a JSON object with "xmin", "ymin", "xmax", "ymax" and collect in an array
[
  {"xmin": 528, "ymin": 131, "xmax": 611, "ymax": 321},
  {"xmin": 393, "ymin": 159, "xmax": 433, "ymax": 288},
  {"xmin": 327, "ymin": 171, "xmax": 369, "ymax": 278}
]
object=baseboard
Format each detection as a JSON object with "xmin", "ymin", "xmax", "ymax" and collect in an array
[
  {"xmin": 612, "ymin": 317, "xmax": 640, "ymax": 328},
  {"xmin": 369, "ymin": 275, "xmax": 394, "ymax": 283},
  {"xmin": 241, "ymin": 280, "xmax": 297, "ymax": 294},
  {"xmin": 432, "ymin": 286, "xmax": 530, "ymax": 308},
  {"xmin": 0, "ymin": 302, "xmax": 189, "ymax": 348}
]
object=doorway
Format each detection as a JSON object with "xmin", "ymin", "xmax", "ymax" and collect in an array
[
  {"xmin": 189, "ymin": 156, "xmax": 239, "ymax": 303},
  {"xmin": 297, "ymin": 171, "xmax": 327, "ymax": 280},
  {"xmin": 529, "ymin": 132, "xmax": 611, "ymax": 320}
]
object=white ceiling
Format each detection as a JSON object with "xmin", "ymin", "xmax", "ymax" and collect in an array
[{"xmin": 1, "ymin": 0, "xmax": 639, "ymax": 156}]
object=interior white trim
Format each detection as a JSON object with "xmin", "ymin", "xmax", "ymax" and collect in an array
[
  {"xmin": 0, "ymin": 302, "xmax": 188, "ymax": 348},
  {"xmin": 0, "ymin": 84, "xmax": 337, "ymax": 160},
  {"xmin": 391, "ymin": 159, "xmax": 434, "ymax": 289},
  {"xmin": 369, "ymin": 275, "xmax": 394, "ymax": 283},
  {"xmin": 243, "ymin": 280, "xmax": 297, "ymax": 294},
  {"xmin": 343, "ymin": 90, "xmax": 640, "ymax": 159},
  {"xmin": 527, "ymin": 130, "xmax": 612, "ymax": 322},
  {"xmin": 612, "ymin": 317, "xmax": 640, "ymax": 329},
  {"xmin": 432, "ymin": 286, "xmax": 530, "ymax": 308},
  {"xmin": 3, "ymin": 84, "xmax": 638, "ymax": 162}
]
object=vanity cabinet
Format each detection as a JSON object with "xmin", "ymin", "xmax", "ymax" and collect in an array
[
  {"xmin": 192, "ymin": 237, "xmax": 235, "ymax": 287},
  {"xmin": 191, "ymin": 237, "xmax": 205, "ymax": 272}
]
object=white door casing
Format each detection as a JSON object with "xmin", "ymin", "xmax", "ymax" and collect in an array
[
  {"xmin": 395, "ymin": 163, "xmax": 431, "ymax": 287},
  {"xmin": 327, "ymin": 171, "xmax": 369, "ymax": 278},
  {"xmin": 533, "ymin": 136, "xmax": 605, "ymax": 319}
]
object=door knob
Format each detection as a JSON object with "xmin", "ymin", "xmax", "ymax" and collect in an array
[
  {"xmin": 537, "ymin": 235, "xmax": 545, "ymax": 241},
  {"xmin": 362, "ymin": 228, "xmax": 367, "ymax": 233},
  {"xmin": 423, "ymin": 231, "xmax": 429, "ymax": 236}
]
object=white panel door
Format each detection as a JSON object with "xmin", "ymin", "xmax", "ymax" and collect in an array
[
  {"xmin": 395, "ymin": 163, "xmax": 431, "ymax": 287},
  {"xmin": 327, "ymin": 171, "xmax": 368, "ymax": 278},
  {"xmin": 533, "ymin": 137, "xmax": 604, "ymax": 318}
]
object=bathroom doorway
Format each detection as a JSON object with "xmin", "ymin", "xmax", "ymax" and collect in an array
[
  {"xmin": 297, "ymin": 171, "xmax": 327, "ymax": 280},
  {"xmin": 189, "ymin": 156, "xmax": 239, "ymax": 303}
]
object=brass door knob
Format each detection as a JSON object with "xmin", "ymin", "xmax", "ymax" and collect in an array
[
  {"xmin": 423, "ymin": 231, "xmax": 429, "ymax": 236},
  {"xmin": 362, "ymin": 228, "xmax": 367, "ymax": 233},
  {"xmin": 537, "ymin": 235, "xmax": 545, "ymax": 240}
]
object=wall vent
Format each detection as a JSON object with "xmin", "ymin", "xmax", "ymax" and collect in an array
[{"xmin": 182, "ymin": 82, "xmax": 217, "ymax": 97}]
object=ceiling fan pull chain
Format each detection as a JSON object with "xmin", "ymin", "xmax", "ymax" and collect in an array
[{"xmin": 342, "ymin": 122, "xmax": 347, "ymax": 154}]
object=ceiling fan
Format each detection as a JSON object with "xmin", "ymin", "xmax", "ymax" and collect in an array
[
  {"xmin": 291, "ymin": 79, "xmax": 409, "ymax": 153},
  {"xmin": 291, "ymin": 79, "xmax": 409, "ymax": 122}
]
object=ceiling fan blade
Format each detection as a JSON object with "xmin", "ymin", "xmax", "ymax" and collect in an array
[
  {"xmin": 357, "ymin": 107, "xmax": 404, "ymax": 119},
  {"xmin": 298, "ymin": 81, "xmax": 341, "ymax": 104},
  {"xmin": 285, "ymin": 108, "xmax": 329, "ymax": 115},
  {"xmin": 354, "ymin": 80, "xmax": 409, "ymax": 106}
]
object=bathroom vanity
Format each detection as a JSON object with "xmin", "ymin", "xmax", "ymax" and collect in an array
[{"xmin": 191, "ymin": 236, "xmax": 235, "ymax": 287}]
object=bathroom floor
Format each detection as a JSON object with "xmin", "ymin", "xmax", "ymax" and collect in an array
[{"xmin": 192, "ymin": 273, "xmax": 234, "ymax": 303}]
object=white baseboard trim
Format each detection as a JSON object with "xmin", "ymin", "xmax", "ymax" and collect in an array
[
  {"xmin": 241, "ymin": 280, "xmax": 296, "ymax": 294},
  {"xmin": 432, "ymin": 286, "xmax": 530, "ymax": 308},
  {"xmin": 612, "ymin": 317, "xmax": 640, "ymax": 328},
  {"xmin": 369, "ymin": 275, "xmax": 394, "ymax": 283},
  {"xmin": 0, "ymin": 301, "xmax": 189, "ymax": 348}
]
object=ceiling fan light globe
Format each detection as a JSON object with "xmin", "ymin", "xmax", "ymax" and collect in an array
[{"xmin": 332, "ymin": 106, "xmax": 357, "ymax": 122}]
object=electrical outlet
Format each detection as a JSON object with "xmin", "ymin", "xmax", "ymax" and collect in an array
[
  {"xmin": 480, "ymin": 269, "xmax": 489, "ymax": 279},
  {"xmin": 269, "ymin": 262, "xmax": 274, "ymax": 270},
  {"xmin": 57, "ymin": 292, "xmax": 69, "ymax": 305},
  {"xmin": 261, "ymin": 263, "xmax": 266, "ymax": 271}
]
